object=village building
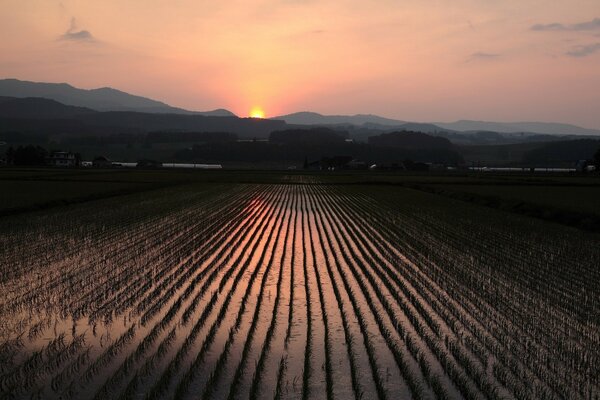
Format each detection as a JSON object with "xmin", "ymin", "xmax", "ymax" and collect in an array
[
  {"xmin": 92, "ymin": 156, "xmax": 112, "ymax": 168},
  {"xmin": 47, "ymin": 151, "xmax": 79, "ymax": 167}
]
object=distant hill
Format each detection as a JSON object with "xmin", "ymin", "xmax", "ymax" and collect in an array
[
  {"xmin": 369, "ymin": 131, "xmax": 454, "ymax": 150},
  {"xmin": 273, "ymin": 111, "xmax": 406, "ymax": 126},
  {"xmin": 523, "ymin": 139, "xmax": 600, "ymax": 165},
  {"xmin": 362, "ymin": 122, "xmax": 452, "ymax": 134},
  {"xmin": 75, "ymin": 112, "xmax": 285, "ymax": 138},
  {"xmin": 274, "ymin": 111, "xmax": 600, "ymax": 136},
  {"xmin": 0, "ymin": 112, "xmax": 286, "ymax": 139},
  {"xmin": 0, "ymin": 79, "xmax": 236, "ymax": 116},
  {"xmin": 0, "ymin": 96, "xmax": 95, "ymax": 119},
  {"xmin": 175, "ymin": 128, "xmax": 463, "ymax": 165},
  {"xmin": 0, "ymin": 97, "xmax": 285, "ymax": 139},
  {"xmin": 367, "ymin": 131, "xmax": 462, "ymax": 164},
  {"xmin": 270, "ymin": 128, "xmax": 348, "ymax": 145},
  {"xmin": 435, "ymin": 120, "xmax": 600, "ymax": 136}
]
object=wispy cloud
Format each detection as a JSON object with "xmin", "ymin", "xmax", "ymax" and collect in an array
[
  {"xmin": 468, "ymin": 52, "xmax": 500, "ymax": 62},
  {"xmin": 60, "ymin": 17, "xmax": 96, "ymax": 42},
  {"xmin": 531, "ymin": 17, "xmax": 600, "ymax": 32},
  {"xmin": 566, "ymin": 43, "xmax": 600, "ymax": 57}
]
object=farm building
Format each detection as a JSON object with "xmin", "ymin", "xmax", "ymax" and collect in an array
[
  {"xmin": 92, "ymin": 156, "xmax": 112, "ymax": 168},
  {"xmin": 47, "ymin": 151, "xmax": 79, "ymax": 167}
]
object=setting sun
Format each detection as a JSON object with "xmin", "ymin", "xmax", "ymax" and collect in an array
[{"xmin": 250, "ymin": 107, "xmax": 265, "ymax": 119}]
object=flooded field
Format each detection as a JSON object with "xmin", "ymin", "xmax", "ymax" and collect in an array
[{"xmin": 0, "ymin": 182, "xmax": 598, "ymax": 399}]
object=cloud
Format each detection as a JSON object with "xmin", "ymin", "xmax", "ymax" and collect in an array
[
  {"xmin": 566, "ymin": 43, "xmax": 600, "ymax": 57},
  {"xmin": 60, "ymin": 17, "xmax": 96, "ymax": 42},
  {"xmin": 531, "ymin": 23, "xmax": 564, "ymax": 31},
  {"xmin": 468, "ymin": 52, "xmax": 500, "ymax": 61},
  {"xmin": 531, "ymin": 17, "xmax": 600, "ymax": 31}
]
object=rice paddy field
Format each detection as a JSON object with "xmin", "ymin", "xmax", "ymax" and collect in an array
[{"xmin": 0, "ymin": 170, "xmax": 599, "ymax": 400}]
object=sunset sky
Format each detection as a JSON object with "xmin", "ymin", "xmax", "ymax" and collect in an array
[{"xmin": 1, "ymin": 1, "xmax": 599, "ymax": 127}]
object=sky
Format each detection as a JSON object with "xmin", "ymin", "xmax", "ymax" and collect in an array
[{"xmin": 0, "ymin": 1, "xmax": 599, "ymax": 127}]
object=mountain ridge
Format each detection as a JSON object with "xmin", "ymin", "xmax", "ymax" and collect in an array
[
  {"xmin": 272, "ymin": 111, "xmax": 407, "ymax": 126},
  {"xmin": 2, "ymin": 79, "xmax": 599, "ymax": 135},
  {"xmin": 435, "ymin": 120, "xmax": 600, "ymax": 136},
  {"xmin": 0, "ymin": 96, "xmax": 95, "ymax": 119},
  {"xmin": 0, "ymin": 96, "xmax": 285, "ymax": 139},
  {"xmin": 274, "ymin": 111, "xmax": 600, "ymax": 136},
  {"xmin": 0, "ymin": 78, "xmax": 236, "ymax": 117}
]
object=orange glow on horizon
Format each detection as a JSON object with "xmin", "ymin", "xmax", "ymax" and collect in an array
[
  {"xmin": 2, "ymin": 2, "xmax": 599, "ymax": 128},
  {"xmin": 250, "ymin": 107, "xmax": 265, "ymax": 119}
]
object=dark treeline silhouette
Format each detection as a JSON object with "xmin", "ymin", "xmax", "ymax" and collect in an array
[
  {"xmin": 368, "ymin": 131, "xmax": 454, "ymax": 150},
  {"xmin": 60, "ymin": 133, "xmax": 144, "ymax": 146},
  {"xmin": 523, "ymin": 139, "xmax": 600, "ymax": 165},
  {"xmin": 173, "ymin": 129, "xmax": 463, "ymax": 165},
  {"xmin": 0, "ymin": 96, "xmax": 94, "ymax": 119},
  {"xmin": 270, "ymin": 128, "xmax": 348, "ymax": 145},
  {"xmin": 0, "ymin": 96, "xmax": 285, "ymax": 139},
  {"xmin": 5, "ymin": 145, "xmax": 48, "ymax": 166},
  {"xmin": 6, "ymin": 128, "xmax": 600, "ymax": 169},
  {"xmin": 3, "ymin": 94, "xmax": 600, "ymax": 168},
  {"xmin": 55, "ymin": 131, "xmax": 239, "ymax": 146},
  {"xmin": 146, "ymin": 131, "xmax": 238, "ymax": 143}
]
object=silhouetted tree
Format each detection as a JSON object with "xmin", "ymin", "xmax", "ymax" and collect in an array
[
  {"xmin": 270, "ymin": 128, "xmax": 347, "ymax": 145},
  {"xmin": 13, "ymin": 145, "xmax": 47, "ymax": 166},
  {"xmin": 594, "ymin": 147, "xmax": 600, "ymax": 170},
  {"xmin": 5, "ymin": 146, "xmax": 15, "ymax": 165},
  {"xmin": 136, "ymin": 159, "xmax": 162, "ymax": 168}
]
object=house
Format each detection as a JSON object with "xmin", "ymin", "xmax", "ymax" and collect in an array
[
  {"xmin": 320, "ymin": 155, "xmax": 353, "ymax": 170},
  {"xmin": 575, "ymin": 159, "xmax": 596, "ymax": 172},
  {"xmin": 136, "ymin": 159, "xmax": 163, "ymax": 168},
  {"xmin": 92, "ymin": 156, "xmax": 112, "ymax": 168},
  {"xmin": 346, "ymin": 159, "xmax": 368, "ymax": 170},
  {"xmin": 48, "ymin": 151, "xmax": 79, "ymax": 167}
]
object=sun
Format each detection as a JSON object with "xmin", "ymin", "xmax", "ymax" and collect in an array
[{"xmin": 250, "ymin": 107, "xmax": 265, "ymax": 119}]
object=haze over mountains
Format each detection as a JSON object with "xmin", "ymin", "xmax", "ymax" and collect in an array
[
  {"xmin": 0, "ymin": 79, "xmax": 234, "ymax": 116},
  {"xmin": 0, "ymin": 96, "xmax": 94, "ymax": 119},
  {"xmin": 0, "ymin": 96, "xmax": 284, "ymax": 139},
  {"xmin": 1, "ymin": 81, "xmax": 599, "ymax": 168},
  {"xmin": 2, "ymin": 79, "xmax": 600, "ymax": 138},
  {"xmin": 434, "ymin": 120, "xmax": 600, "ymax": 136},
  {"xmin": 273, "ymin": 111, "xmax": 408, "ymax": 127},
  {"xmin": 274, "ymin": 112, "xmax": 600, "ymax": 136}
]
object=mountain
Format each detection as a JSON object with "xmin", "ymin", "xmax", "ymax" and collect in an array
[
  {"xmin": 74, "ymin": 112, "xmax": 285, "ymax": 138},
  {"xmin": 522, "ymin": 139, "xmax": 600, "ymax": 164},
  {"xmin": 435, "ymin": 120, "xmax": 600, "ymax": 136},
  {"xmin": 273, "ymin": 111, "xmax": 406, "ymax": 126},
  {"xmin": 0, "ymin": 96, "xmax": 95, "ymax": 119},
  {"xmin": 274, "ymin": 111, "xmax": 600, "ymax": 136},
  {"xmin": 270, "ymin": 128, "xmax": 349, "ymax": 145},
  {"xmin": 369, "ymin": 131, "xmax": 454, "ymax": 150},
  {"xmin": 362, "ymin": 122, "xmax": 452, "ymax": 133},
  {"xmin": 0, "ymin": 111, "xmax": 286, "ymax": 139},
  {"xmin": 0, "ymin": 79, "xmax": 236, "ymax": 116},
  {"xmin": 0, "ymin": 96, "xmax": 285, "ymax": 139}
]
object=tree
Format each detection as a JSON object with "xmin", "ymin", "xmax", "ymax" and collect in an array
[
  {"xmin": 594, "ymin": 147, "xmax": 600, "ymax": 170},
  {"xmin": 5, "ymin": 146, "xmax": 15, "ymax": 165},
  {"xmin": 13, "ymin": 145, "xmax": 48, "ymax": 166}
]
